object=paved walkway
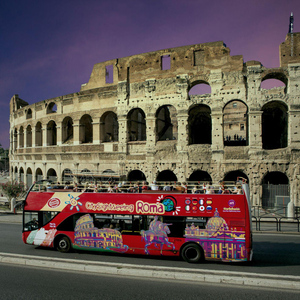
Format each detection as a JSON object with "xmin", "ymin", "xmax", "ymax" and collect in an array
[{"xmin": 0, "ymin": 212, "xmax": 22, "ymax": 223}]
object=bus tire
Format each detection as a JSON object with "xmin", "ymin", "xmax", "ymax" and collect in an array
[
  {"xmin": 56, "ymin": 236, "xmax": 71, "ymax": 253},
  {"xmin": 181, "ymin": 243, "xmax": 203, "ymax": 263}
]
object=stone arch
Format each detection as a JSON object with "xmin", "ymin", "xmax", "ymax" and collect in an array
[
  {"xmin": 47, "ymin": 102, "xmax": 57, "ymax": 114},
  {"xmin": 19, "ymin": 126, "xmax": 24, "ymax": 148},
  {"xmin": 20, "ymin": 167, "xmax": 25, "ymax": 183},
  {"xmin": 261, "ymin": 171, "xmax": 289, "ymax": 208},
  {"xmin": 156, "ymin": 170, "xmax": 177, "ymax": 182},
  {"xmin": 62, "ymin": 116, "xmax": 73, "ymax": 144},
  {"xmin": 100, "ymin": 111, "xmax": 118, "ymax": 142},
  {"xmin": 26, "ymin": 167, "xmax": 33, "ymax": 187},
  {"xmin": 188, "ymin": 80, "xmax": 211, "ymax": 97},
  {"xmin": 189, "ymin": 170, "xmax": 212, "ymax": 182},
  {"xmin": 262, "ymin": 101, "xmax": 288, "ymax": 150},
  {"xmin": 47, "ymin": 168, "xmax": 57, "ymax": 182},
  {"xmin": 26, "ymin": 108, "xmax": 32, "ymax": 119},
  {"xmin": 13, "ymin": 128, "xmax": 17, "ymax": 150},
  {"xmin": 223, "ymin": 100, "xmax": 248, "ymax": 146},
  {"xmin": 127, "ymin": 170, "xmax": 146, "ymax": 181},
  {"xmin": 127, "ymin": 108, "xmax": 146, "ymax": 141},
  {"xmin": 155, "ymin": 105, "xmax": 177, "ymax": 141},
  {"xmin": 62, "ymin": 168, "xmax": 72, "ymax": 183},
  {"xmin": 223, "ymin": 170, "xmax": 249, "ymax": 184},
  {"xmin": 35, "ymin": 122, "xmax": 43, "ymax": 147},
  {"xmin": 47, "ymin": 120, "xmax": 57, "ymax": 146},
  {"xmin": 79, "ymin": 114, "xmax": 93, "ymax": 144},
  {"xmin": 188, "ymin": 104, "xmax": 211, "ymax": 144},
  {"xmin": 35, "ymin": 168, "xmax": 43, "ymax": 182},
  {"xmin": 261, "ymin": 71, "xmax": 288, "ymax": 92},
  {"xmin": 26, "ymin": 125, "xmax": 32, "ymax": 147}
]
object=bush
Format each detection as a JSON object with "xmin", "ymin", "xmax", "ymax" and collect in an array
[{"xmin": 0, "ymin": 181, "xmax": 26, "ymax": 200}]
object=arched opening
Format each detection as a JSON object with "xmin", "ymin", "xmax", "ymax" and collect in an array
[
  {"xmin": 26, "ymin": 168, "xmax": 33, "ymax": 187},
  {"xmin": 26, "ymin": 108, "xmax": 32, "ymax": 119},
  {"xmin": 14, "ymin": 167, "xmax": 18, "ymax": 181},
  {"xmin": 127, "ymin": 170, "xmax": 146, "ymax": 181},
  {"xmin": 223, "ymin": 170, "xmax": 249, "ymax": 184},
  {"xmin": 47, "ymin": 120, "xmax": 57, "ymax": 146},
  {"xmin": 156, "ymin": 105, "xmax": 177, "ymax": 141},
  {"xmin": 262, "ymin": 101, "xmax": 288, "ymax": 150},
  {"xmin": 188, "ymin": 81, "xmax": 211, "ymax": 97},
  {"xmin": 100, "ymin": 111, "xmax": 118, "ymax": 142},
  {"xmin": 19, "ymin": 127, "xmax": 24, "ymax": 148},
  {"xmin": 20, "ymin": 167, "xmax": 24, "ymax": 183},
  {"xmin": 47, "ymin": 102, "xmax": 57, "ymax": 114},
  {"xmin": 35, "ymin": 168, "xmax": 43, "ymax": 182},
  {"xmin": 62, "ymin": 117, "xmax": 73, "ymax": 144},
  {"xmin": 80, "ymin": 114, "xmax": 93, "ymax": 144},
  {"xmin": 223, "ymin": 100, "xmax": 248, "ymax": 146},
  {"xmin": 26, "ymin": 125, "xmax": 32, "ymax": 147},
  {"xmin": 156, "ymin": 170, "xmax": 177, "ymax": 182},
  {"xmin": 13, "ymin": 128, "xmax": 17, "ymax": 150},
  {"xmin": 260, "ymin": 72, "xmax": 287, "ymax": 93},
  {"xmin": 262, "ymin": 172, "xmax": 289, "ymax": 208},
  {"xmin": 188, "ymin": 105, "xmax": 211, "ymax": 144},
  {"xmin": 35, "ymin": 122, "xmax": 43, "ymax": 147},
  {"xmin": 189, "ymin": 170, "xmax": 212, "ymax": 182},
  {"xmin": 47, "ymin": 168, "xmax": 57, "ymax": 182},
  {"xmin": 127, "ymin": 108, "xmax": 146, "ymax": 141},
  {"xmin": 62, "ymin": 169, "xmax": 72, "ymax": 183}
]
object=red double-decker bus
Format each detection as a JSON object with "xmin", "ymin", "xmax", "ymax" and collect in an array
[{"xmin": 22, "ymin": 180, "xmax": 253, "ymax": 263}]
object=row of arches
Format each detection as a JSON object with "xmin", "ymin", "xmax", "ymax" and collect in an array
[
  {"xmin": 12, "ymin": 166, "xmax": 289, "ymax": 208},
  {"xmin": 12, "ymin": 100, "xmax": 289, "ymax": 150}
]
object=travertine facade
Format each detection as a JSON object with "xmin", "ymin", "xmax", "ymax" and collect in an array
[{"xmin": 9, "ymin": 32, "xmax": 300, "ymax": 207}]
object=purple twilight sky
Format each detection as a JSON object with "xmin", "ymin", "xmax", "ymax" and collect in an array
[{"xmin": 1, "ymin": 0, "xmax": 299, "ymax": 149}]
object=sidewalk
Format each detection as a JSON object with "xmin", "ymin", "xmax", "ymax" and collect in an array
[{"xmin": 0, "ymin": 212, "xmax": 22, "ymax": 224}]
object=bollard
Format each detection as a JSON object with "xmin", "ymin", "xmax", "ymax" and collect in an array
[{"xmin": 287, "ymin": 201, "xmax": 295, "ymax": 218}]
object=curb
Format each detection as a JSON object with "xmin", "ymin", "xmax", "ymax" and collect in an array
[{"xmin": 0, "ymin": 252, "xmax": 300, "ymax": 290}]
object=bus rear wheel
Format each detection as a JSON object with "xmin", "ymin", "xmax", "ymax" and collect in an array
[
  {"xmin": 181, "ymin": 243, "xmax": 203, "ymax": 263},
  {"xmin": 56, "ymin": 236, "xmax": 71, "ymax": 253}
]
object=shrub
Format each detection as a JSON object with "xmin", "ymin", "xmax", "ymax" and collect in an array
[{"xmin": 0, "ymin": 181, "xmax": 26, "ymax": 200}]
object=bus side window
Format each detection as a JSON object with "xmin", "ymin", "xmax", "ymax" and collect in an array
[{"xmin": 163, "ymin": 216, "xmax": 185, "ymax": 237}]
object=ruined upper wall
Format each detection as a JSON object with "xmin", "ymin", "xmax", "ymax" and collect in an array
[
  {"xmin": 280, "ymin": 32, "xmax": 300, "ymax": 67},
  {"xmin": 81, "ymin": 41, "xmax": 244, "ymax": 91}
]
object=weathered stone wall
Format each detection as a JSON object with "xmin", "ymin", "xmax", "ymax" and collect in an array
[{"xmin": 9, "ymin": 35, "xmax": 300, "ymax": 206}]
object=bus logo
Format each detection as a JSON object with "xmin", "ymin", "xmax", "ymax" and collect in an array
[
  {"xmin": 228, "ymin": 200, "xmax": 236, "ymax": 207},
  {"xmin": 47, "ymin": 198, "xmax": 61, "ymax": 209}
]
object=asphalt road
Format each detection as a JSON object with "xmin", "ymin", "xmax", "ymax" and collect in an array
[
  {"xmin": 0, "ymin": 223, "xmax": 300, "ymax": 277},
  {"xmin": 1, "ymin": 263, "xmax": 300, "ymax": 300}
]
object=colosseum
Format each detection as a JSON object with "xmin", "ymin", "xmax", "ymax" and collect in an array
[{"xmin": 9, "ymin": 29, "xmax": 300, "ymax": 209}]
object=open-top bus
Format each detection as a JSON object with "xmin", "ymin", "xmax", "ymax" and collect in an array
[{"xmin": 22, "ymin": 180, "xmax": 253, "ymax": 263}]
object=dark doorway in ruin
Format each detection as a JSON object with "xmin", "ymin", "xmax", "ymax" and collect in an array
[
  {"xmin": 19, "ymin": 126, "xmax": 24, "ymax": 148},
  {"xmin": 80, "ymin": 114, "xmax": 93, "ymax": 144},
  {"xmin": 26, "ymin": 125, "xmax": 32, "ymax": 147},
  {"xmin": 128, "ymin": 108, "xmax": 146, "ymax": 141},
  {"xmin": 262, "ymin": 101, "xmax": 288, "ymax": 150},
  {"xmin": 47, "ymin": 121, "xmax": 57, "ymax": 146},
  {"xmin": 223, "ymin": 171, "xmax": 249, "ymax": 184},
  {"xmin": 35, "ymin": 122, "xmax": 42, "ymax": 147},
  {"xmin": 156, "ymin": 105, "xmax": 177, "ymax": 141},
  {"xmin": 188, "ymin": 105, "xmax": 211, "ymax": 144},
  {"xmin": 127, "ymin": 170, "xmax": 146, "ymax": 181},
  {"xmin": 101, "ymin": 111, "xmax": 118, "ymax": 142},
  {"xmin": 189, "ymin": 170, "xmax": 212, "ymax": 182},
  {"xmin": 47, "ymin": 168, "xmax": 57, "ymax": 182},
  {"xmin": 47, "ymin": 102, "xmax": 57, "ymax": 114},
  {"xmin": 20, "ymin": 167, "xmax": 24, "ymax": 183},
  {"xmin": 223, "ymin": 100, "xmax": 248, "ymax": 146},
  {"xmin": 156, "ymin": 170, "xmax": 177, "ymax": 182},
  {"xmin": 62, "ymin": 117, "xmax": 73, "ymax": 144},
  {"xmin": 262, "ymin": 171, "xmax": 289, "ymax": 209},
  {"xmin": 35, "ymin": 168, "xmax": 43, "ymax": 182},
  {"xmin": 26, "ymin": 168, "xmax": 33, "ymax": 187}
]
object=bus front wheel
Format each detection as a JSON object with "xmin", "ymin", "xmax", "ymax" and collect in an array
[
  {"xmin": 181, "ymin": 243, "xmax": 203, "ymax": 263},
  {"xmin": 56, "ymin": 236, "xmax": 71, "ymax": 253}
]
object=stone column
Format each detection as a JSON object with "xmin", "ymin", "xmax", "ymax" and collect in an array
[
  {"xmin": 177, "ymin": 111, "xmax": 189, "ymax": 153},
  {"xmin": 145, "ymin": 113, "xmax": 156, "ymax": 154},
  {"xmin": 118, "ymin": 114, "xmax": 127, "ymax": 153},
  {"xmin": 56, "ymin": 125, "xmax": 62, "ymax": 146},
  {"xmin": 73, "ymin": 119, "xmax": 80, "ymax": 145},
  {"xmin": 93, "ymin": 121, "xmax": 100, "ymax": 144},
  {"xmin": 248, "ymin": 110, "xmax": 263, "ymax": 149},
  {"xmin": 211, "ymin": 110, "xmax": 224, "ymax": 151},
  {"xmin": 42, "ymin": 126, "xmax": 47, "ymax": 147}
]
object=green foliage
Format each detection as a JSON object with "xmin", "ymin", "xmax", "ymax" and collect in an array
[{"xmin": 0, "ymin": 181, "xmax": 26, "ymax": 199}]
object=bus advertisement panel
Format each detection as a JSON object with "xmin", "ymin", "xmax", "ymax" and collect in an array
[{"xmin": 22, "ymin": 184, "xmax": 252, "ymax": 263}]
